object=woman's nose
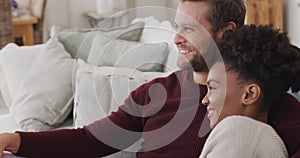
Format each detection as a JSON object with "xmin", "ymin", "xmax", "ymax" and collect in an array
[{"xmin": 201, "ymin": 94, "xmax": 210, "ymax": 106}]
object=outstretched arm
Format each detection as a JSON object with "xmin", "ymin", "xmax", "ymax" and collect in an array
[
  {"xmin": 0, "ymin": 78, "xmax": 152, "ymax": 158},
  {"xmin": 0, "ymin": 108, "xmax": 142, "ymax": 158},
  {"xmin": 0, "ymin": 133, "xmax": 21, "ymax": 157}
]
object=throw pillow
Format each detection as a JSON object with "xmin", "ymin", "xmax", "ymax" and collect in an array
[
  {"xmin": 10, "ymin": 39, "xmax": 75, "ymax": 131},
  {"xmin": 74, "ymin": 59, "xmax": 170, "ymax": 127},
  {"xmin": 51, "ymin": 22, "xmax": 145, "ymax": 61},
  {"xmin": 0, "ymin": 43, "xmax": 44, "ymax": 107},
  {"xmin": 74, "ymin": 60, "xmax": 170, "ymax": 158},
  {"xmin": 87, "ymin": 35, "xmax": 169, "ymax": 72}
]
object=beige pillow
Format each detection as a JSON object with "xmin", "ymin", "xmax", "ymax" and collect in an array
[{"xmin": 87, "ymin": 35, "xmax": 169, "ymax": 72}]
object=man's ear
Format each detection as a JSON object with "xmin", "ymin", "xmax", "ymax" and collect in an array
[
  {"xmin": 242, "ymin": 84, "xmax": 261, "ymax": 105},
  {"xmin": 216, "ymin": 22, "xmax": 237, "ymax": 40}
]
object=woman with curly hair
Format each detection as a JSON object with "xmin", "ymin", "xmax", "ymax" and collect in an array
[{"xmin": 200, "ymin": 25, "xmax": 300, "ymax": 158}]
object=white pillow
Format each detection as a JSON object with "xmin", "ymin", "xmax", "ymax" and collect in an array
[
  {"xmin": 74, "ymin": 60, "xmax": 170, "ymax": 158},
  {"xmin": 74, "ymin": 59, "xmax": 170, "ymax": 127},
  {"xmin": 0, "ymin": 43, "xmax": 44, "ymax": 107},
  {"xmin": 0, "ymin": 114, "xmax": 22, "ymax": 133},
  {"xmin": 132, "ymin": 17, "xmax": 175, "ymax": 45},
  {"xmin": 87, "ymin": 35, "xmax": 169, "ymax": 72},
  {"xmin": 0, "ymin": 91, "xmax": 9, "ymax": 115},
  {"xmin": 10, "ymin": 39, "xmax": 76, "ymax": 131}
]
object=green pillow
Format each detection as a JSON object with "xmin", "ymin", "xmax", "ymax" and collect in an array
[
  {"xmin": 52, "ymin": 22, "xmax": 145, "ymax": 61},
  {"xmin": 87, "ymin": 34, "xmax": 169, "ymax": 72}
]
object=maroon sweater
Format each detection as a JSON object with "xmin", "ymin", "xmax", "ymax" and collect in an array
[{"xmin": 15, "ymin": 70, "xmax": 300, "ymax": 158}]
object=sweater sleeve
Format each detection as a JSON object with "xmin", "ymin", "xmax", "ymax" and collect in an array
[
  {"xmin": 199, "ymin": 116, "xmax": 288, "ymax": 158},
  {"xmin": 269, "ymin": 93, "xmax": 300, "ymax": 156},
  {"xmin": 14, "ymin": 81, "xmax": 151, "ymax": 158},
  {"xmin": 15, "ymin": 109, "xmax": 143, "ymax": 158},
  {"xmin": 15, "ymin": 110, "xmax": 143, "ymax": 158},
  {"xmin": 15, "ymin": 127, "xmax": 119, "ymax": 158}
]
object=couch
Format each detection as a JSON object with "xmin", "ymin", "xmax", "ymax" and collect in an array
[{"xmin": 0, "ymin": 16, "xmax": 179, "ymax": 157}]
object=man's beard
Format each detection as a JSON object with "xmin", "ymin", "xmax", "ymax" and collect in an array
[
  {"xmin": 190, "ymin": 55, "xmax": 209, "ymax": 72},
  {"xmin": 177, "ymin": 32, "xmax": 219, "ymax": 73},
  {"xmin": 177, "ymin": 52, "xmax": 209, "ymax": 72}
]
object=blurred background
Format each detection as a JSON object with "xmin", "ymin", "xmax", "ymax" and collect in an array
[{"xmin": 0, "ymin": 0, "xmax": 299, "ymax": 48}]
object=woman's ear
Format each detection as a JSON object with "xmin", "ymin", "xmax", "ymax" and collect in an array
[{"xmin": 242, "ymin": 84, "xmax": 261, "ymax": 105}]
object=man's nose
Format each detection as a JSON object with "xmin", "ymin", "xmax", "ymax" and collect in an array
[{"xmin": 174, "ymin": 32, "xmax": 187, "ymax": 46}]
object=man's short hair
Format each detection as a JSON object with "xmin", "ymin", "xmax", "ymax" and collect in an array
[{"xmin": 180, "ymin": 0, "xmax": 246, "ymax": 34}]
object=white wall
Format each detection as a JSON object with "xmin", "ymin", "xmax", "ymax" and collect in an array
[
  {"xmin": 43, "ymin": 0, "xmax": 101, "ymax": 41},
  {"xmin": 44, "ymin": 0, "xmax": 95, "ymax": 30},
  {"xmin": 134, "ymin": 0, "xmax": 168, "ymax": 20},
  {"xmin": 130, "ymin": 0, "xmax": 178, "ymax": 22},
  {"xmin": 42, "ymin": 0, "xmax": 178, "ymax": 40},
  {"xmin": 284, "ymin": 0, "xmax": 300, "ymax": 47},
  {"xmin": 167, "ymin": 0, "xmax": 179, "ymax": 10},
  {"xmin": 16, "ymin": 0, "xmax": 300, "ymax": 47},
  {"xmin": 43, "ymin": 0, "xmax": 179, "ymax": 28}
]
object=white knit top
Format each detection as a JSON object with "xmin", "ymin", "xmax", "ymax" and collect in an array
[{"xmin": 199, "ymin": 116, "xmax": 288, "ymax": 158}]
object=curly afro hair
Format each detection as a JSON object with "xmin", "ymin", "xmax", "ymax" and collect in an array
[{"xmin": 218, "ymin": 25, "xmax": 300, "ymax": 106}]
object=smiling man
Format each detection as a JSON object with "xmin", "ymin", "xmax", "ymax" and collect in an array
[{"xmin": 0, "ymin": 0, "xmax": 300, "ymax": 158}]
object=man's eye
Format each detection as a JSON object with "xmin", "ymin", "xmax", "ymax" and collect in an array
[
  {"xmin": 183, "ymin": 27, "xmax": 195, "ymax": 33},
  {"xmin": 174, "ymin": 25, "xmax": 178, "ymax": 31}
]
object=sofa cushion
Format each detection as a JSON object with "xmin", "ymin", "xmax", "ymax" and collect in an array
[
  {"xmin": 0, "ymin": 43, "xmax": 44, "ymax": 107},
  {"xmin": 74, "ymin": 59, "xmax": 170, "ymax": 127},
  {"xmin": 74, "ymin": 59, "xmax": 170, "ymax": 157},
  {"xmin": 87, "ymin": 35, "xmax": 169, "ymax": 72},
  {"xmin": 10, "ymin": 39, "xmax": 75, "ymax": 131},
  {"xmin": 51, "ymin": 22, "xmax": 145, "ymax": 61}
]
